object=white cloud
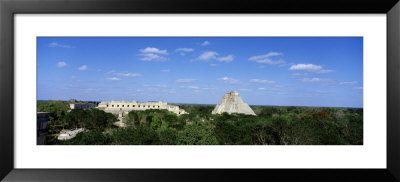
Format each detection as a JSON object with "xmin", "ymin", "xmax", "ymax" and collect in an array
[
  {"xmin": 217, "ymin": 55, "xmax": 234, "ymax": 63},
  {"xmin": 176, "ymin": 78, "xmax": 196, "ymax": 83},
  {"xmin": 340, "ymin": 81, "xmax": 358, "ymax": 85},
  {"xmin": 217, "ymin": 77, "xmax": 241, "ymax": 84},
  {"xmin": 248, "ymin": 52, "xmax": 285, "ymax": 65},
  {"xmin": 196, "ymin": 51, "xmax": 218, "ymax": 61},
  {"xmin": 353, "ymin": 86, "xmax": 363, "ymax": 90},
  {"xmin": 258, "ymin": 88, "xmax": 267, "ymax": 90},
  {"xmin": 195, "ymin": 51, "xmax": 234, "ymax": 63},
  {"xmin": 200, "ymin": 41, "xmax": 210, "ymax": 46},
  {"xmin": 175, "ymin": 48, "xmax": 194, "ymax": 56},
  {"xmin": 180, "ymin": 86, "xmax": 200, "ymax": 89},
  {"xmin": 210, "ymin": 64, "xmax": 217, "ymax": 67},
  {"xmin": 78, "ymin": 65, "xmax": 88, "ymax": 71},
  {"xmin": 300, "ymin": 78, "xmax": 329, "ymax": 82},
  {"xmin": 139, "ymin": 53, "xmax": 167, "ymax": 61},
  {"xmin": 289, "ymin": 64, "xmax": 321, "ymax": 72},
  {"xmin": 161, "ymin": 69, "xmax": 170, "ymax": 72},
  {"xmin": 249, "ymin": 52, "xmax": 282, "ymax": 60},
  {"xmin": 249, "ymin": 79, "xmax": 275, "ymax": 84},
  {"xmin": 107, "ymin": 77, "xmax": 121, "ymax": 81},
  {"xmin": 140, "ymin": 47, "xmax": 168, "ymax": 55},
  {"xmin": 57, "ymin": 61, "xmax": 67, "ymax": 68},
  {"xmin": 180, "ymin": 86, "xmax": 215, "ymax": 91},
  {"xmin": 175, "ymin": 48, "xmax": 194, "ymax": 52},
  {"xmin": 48, "ymin": 42, "xmax": 72, "ymax": 48},
  {"xmin": 289, "ymin": 64, "xmax": 333, "ymax": 74},
  {"xmin": 115, "ymin": 72, "xmax": 142, "ymax": 77},
  {"xmin": 138, "ymin": 47, "xmax": 168, "ymax": 61},
  {"xmin": 256, "ymin": 59, "xmax": 285, "ymax": 65}
]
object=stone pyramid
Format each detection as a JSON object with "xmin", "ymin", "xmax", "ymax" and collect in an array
[{"xmin": 212, "ymin": 91, "xmax": 256, "ymax": 115}]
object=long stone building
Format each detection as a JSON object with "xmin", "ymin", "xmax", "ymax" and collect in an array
[{"xmin": 98, "ymin": 100, "xmax": 187, "ymax": 116}]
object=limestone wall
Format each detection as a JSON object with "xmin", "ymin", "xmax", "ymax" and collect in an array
[
  {"xmin": 98, "ymin": 100, "xmax": 167, "ymax": 109},
  {"xmin": 98, "ymin": 100, "xmax": 187, "ymax": 115}
]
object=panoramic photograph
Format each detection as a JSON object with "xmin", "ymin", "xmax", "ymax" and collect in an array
[{"xmin": 37, "ymin": 37, "xmax": 363, "ymax": 145}]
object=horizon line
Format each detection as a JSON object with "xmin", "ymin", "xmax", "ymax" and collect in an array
[{"xmin": 37, "ymin": 99, "xmax": 363, "ymax": 109}]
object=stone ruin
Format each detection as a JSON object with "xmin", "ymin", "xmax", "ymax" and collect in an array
[
  {"xmin": 212, "ymin": 91, "xmax": 256, "ymax": 115},
  {"xmin": 97, "ymin": 100, "xmax": 187, "ymax": 117}
]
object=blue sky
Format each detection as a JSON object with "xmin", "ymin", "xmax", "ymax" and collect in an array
[{"xmin": 37, "ymin": 37, "xmax": 363, "ymax": 107}]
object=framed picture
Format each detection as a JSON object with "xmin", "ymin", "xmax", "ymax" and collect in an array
[{"xmin": 1, "ymin": 0, "xmax": 399, "ymax": 181}]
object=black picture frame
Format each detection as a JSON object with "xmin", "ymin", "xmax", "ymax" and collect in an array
[{"xmin": 1, "ymin": 0, "xmax": 399, "ymax": 181}]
